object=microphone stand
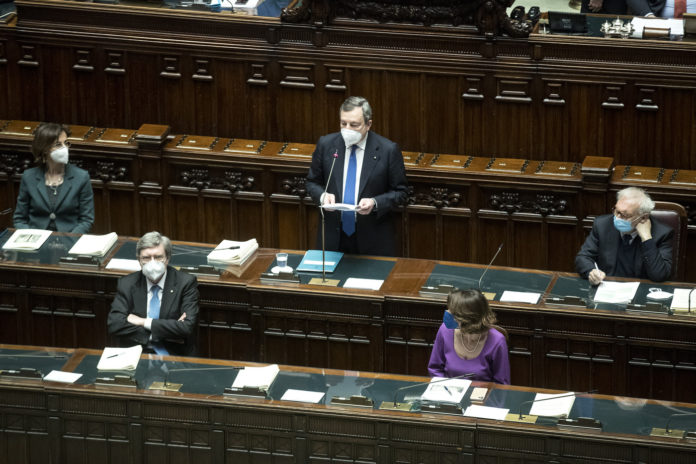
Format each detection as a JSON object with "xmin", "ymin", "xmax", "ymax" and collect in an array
[
  {"xmin": 478, "ymin": 242, "xmax": 504, "ymax": 293},
  {"xmin": 309, "ymin": 151, "xmax": 340, "ymax": 287}
]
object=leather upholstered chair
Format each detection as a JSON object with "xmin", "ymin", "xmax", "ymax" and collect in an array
[{"xmin": 652, "ymin": 201, "xmax": 687, "ymax": 281}]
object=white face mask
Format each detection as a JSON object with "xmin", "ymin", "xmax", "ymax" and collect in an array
[
  {"xmin": 50, "ymin": 146, "xmax": 69, "ymax": 165},
  {"xmin": 341, "ymin": 128, "xmax": 364, "ymax": 147},
  {"xmin": 142, "ymin": 260, "xmax": 166, "ymax": 282}
]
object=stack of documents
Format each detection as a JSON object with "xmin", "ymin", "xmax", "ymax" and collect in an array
[
  {"xmin": 2, "ymin": 229, "xmax": 52, "ymax": 251},
  {"xmin": 231, "ymin": 364, "xmax": 279, "ymax": 391},
  {"xmin": 97, "ymin": 345, "xmax": 143, "ymax": 371},
  {"xmin": 420, "ymin": 377, "xmax": 472, "ymax": 403},
  {"xmin": 68, "ymin": 232, "xmax": 118, "ymax": 257},
  {"xmin": 207, "ymin": 239, "xmax": 258, "ymax": 267}
]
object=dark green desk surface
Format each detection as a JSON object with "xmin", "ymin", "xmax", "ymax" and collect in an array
[
  {"xmin": 0, "ymin": 347, "xmax": 71, "ymax": 376},
  {"xmin": 265, "ymin": 253, "xmax": 395, "ymax": 286},
  {"xmin": 114, "ymin": 241, "xmax": 213, "ymax": 268},
  {"xmin": 62, "ymin": 351, "xmax": 696, "ymax": 437},
  {"xmin": 426, "ymin": 264, "xmax": 553, "ymax": 300}
]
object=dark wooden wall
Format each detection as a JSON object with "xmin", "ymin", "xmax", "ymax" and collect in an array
[{"xmin": 1, "ymin": 0, "xmax": 696, "ymax": 169}]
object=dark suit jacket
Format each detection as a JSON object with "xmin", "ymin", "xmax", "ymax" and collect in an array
[
  {"xmin": 575, "ymin": 214, "xmax": 673, "ymax": 282},
  {"xmin": 306, "ymin": 131, "xmax": 409, "ymax": 256},
  {"xmin": 107, "ymin": 266, "xmax": 200, "ymax": 356},
  {"xmin": 13, "ymin": 164, "xmax": 94, "ymax": 234}
]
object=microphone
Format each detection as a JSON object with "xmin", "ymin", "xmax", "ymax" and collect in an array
[
  {"xmin": 318, "ymin": 151, "xmax": 339, "ymax": 284},
  {"xmin": 149, "ymin": 365, "xmax": 243, "ymax": 392},
  {"xmin": 478, "ymin": 243, "xmax": 504, "ymax": 292},
  {"xmin": 650, "ymin": 411, "xmax": 696, "ymax": 437},
  {"xmin": 512, "ymin": 390, "xmax": 596, "ymax": 421},
  {"xmin": 379, "ymin": 372, "xmax": 475, "ymax": 410}
]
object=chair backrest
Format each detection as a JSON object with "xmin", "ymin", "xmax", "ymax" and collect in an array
[
  {"xmin": 491, "ymin": 324, "xmax": 509, "ymax": 341},
  {"xmin": 652, "ymin": 201, "xmax": 687, "ymax": 281}
]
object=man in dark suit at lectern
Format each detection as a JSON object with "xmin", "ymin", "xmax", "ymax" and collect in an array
[
  {"xmin": 306, "ymin": 96, "xmax": 409, "ymax": 257},
  {"xmin": 107, "ymin": 231, "xmax": 199, "ymax": 356}
]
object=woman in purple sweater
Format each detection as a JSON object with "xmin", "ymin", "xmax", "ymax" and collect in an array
[{"xmin": 427, "ymin": 289, "xmax": 511, "ymax": 384}]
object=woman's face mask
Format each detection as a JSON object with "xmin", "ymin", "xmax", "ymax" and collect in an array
[{"xmin": 443, "ymin": 310, "xmax": 460, "ymax": 329}]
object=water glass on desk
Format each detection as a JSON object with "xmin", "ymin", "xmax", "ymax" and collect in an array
[{"xmin": 276, "ymin": 252, "xmax": 288, "ymax": 270}]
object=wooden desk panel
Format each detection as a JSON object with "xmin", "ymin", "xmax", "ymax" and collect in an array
[{"xmin": 2, "ymin": 235, "xmax": 695, "ymax": 402}]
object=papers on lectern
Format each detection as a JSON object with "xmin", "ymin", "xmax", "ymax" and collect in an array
[
  {"xmin": 68, "ymin": 232, "xmax": 118, "ymax": 257},
  {"xmin": 231, "ymin": 364, "xmax": 279, "ymax": 390},
  {"xmin": 529, "ymin": 392, "xmax": 575, "ymax": 418},
  {"xmin": 670, "ymin": 288, "xmax": 696, "ymax": 313},
  {"xmin": 420, "ymin": 377, "xmax": 471, "ymax": 403},
  {"xmin": 593, "ymin": 281, "xmax": 640, "ymax": 304},
  {"xmin": 207, "ymin": 239, "xmax": 258, "ymax": 267},
  {"xmin": 2, "ymin": 229, "xmax": 52, "ymax": 251},
  {"xmin": 97, "ymin": 346, "xmax": 143, "ymax": 371}
]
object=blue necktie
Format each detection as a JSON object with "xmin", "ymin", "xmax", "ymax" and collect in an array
[
  {"xmin": 342, "ymin": 145, "xmax": 357, "ymax": 236},
  {"xmin": 148, "ymin": 285, "xmax": 161, "ymax": 319}
]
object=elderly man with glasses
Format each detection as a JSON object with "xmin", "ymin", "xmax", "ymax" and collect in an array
[
  {"xmin": 575, "ymin": 187, "xmax": 674, "ymax": 284},
  {"xmin": 107, "ymin": 231, "xmax": 199, "ymax": 356}
]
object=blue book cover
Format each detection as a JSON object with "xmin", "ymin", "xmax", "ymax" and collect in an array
[{"xmin": 296, "ymin": 250, "xmax": 343, "ymax": 273}]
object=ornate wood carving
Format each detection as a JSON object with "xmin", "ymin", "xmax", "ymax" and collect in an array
[
  {"xmin": 105, "ymin": 51, "xmax": 125, "ymax": 75},
  {"xmin": 17, "ymin": 44, "xmax": 38, "ymax": 67},
  {"xmin": 247, "ymin": 63, "xmax": 269, "ymax": 86},
  {"xmin": 180, "ymin": 168, "xmax": 254, "ymax": 192},
  {"xmin": 0, "ymin": 153, "xmax": 31, "ymax": 176},
  {"xmin": 281, "ymin": 0, "xmax": 531, "ymax": 38},
  {"xmin": 91, "ymin": 161, "xmax": 128, "ymax": 182},
  {"xmin": 489, "ymin": 191, "xmax": 568, "ymax": 215},
  {"xmin": 281, "ymin": 176, "xmax": 307, "ymax": 197},
  {"xmin": 409, "ymin": 186, "xmax": 461, "ymax": 208},
  {"xmin": 160, "ymin": 56, "xmax": 181, "ymax": 80},
  {"xmin": 73, "ymin": 49, "xmax": 94, "ymax": 73},
  {"xmin": 192, "ymin": 58, "xmax": 213, "ymax": 82}
]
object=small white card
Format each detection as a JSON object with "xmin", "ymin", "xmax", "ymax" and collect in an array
[
  {"xmin": 500, "ymin": 291, "xmax": 540, "ymax": 304},
  {"xmin": 463, "ymin": 405, "xmax": 509, "ymax": 420},
  {"xmin": 105, "ymin": 258, "xmax": 142, "ymax": 272},
  {"xmin": 280, "ymin": 389, "xmax": 325, "ymax": 403},
  {"xmin": 43, "ymin": 370, "xmax": 83, "ymax": 383},
  {"xmin": 343, "ymin": 278, "xmax": 384, "ymax": 291}
]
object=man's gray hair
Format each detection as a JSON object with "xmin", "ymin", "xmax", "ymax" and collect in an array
[
  {"xmin": 340, "ymin": 96, "xmax": 372, "ymax": 124},
  {"xmin": 616, "ymin": 187, "xmax": 655, "ymax": 215},
  {"xmin": 136, "ymin": 231, "xmax": 172, "ymax": 259}
]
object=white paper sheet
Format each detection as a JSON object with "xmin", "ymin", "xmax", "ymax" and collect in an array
[
  {"xmin": 232, "ymin": 364, "xmax": 280, "ymax": 390},
  {"xmin": 343, "ymin": 278, "xmax": 384, "ymax": 291},
  {"xmin": 670, "ymin": 288, "xmax": 696, "ymax": 312},
  {"xmin": 500, "ymin": 291, "xmax": 541, "ymax": 304},
  {"xmin": 2, "ymin": 229, "xmax": 52, "ymax": 251},
  {"xmin": 105, "ymin": 258, "xmax": 142, "ymax": 272},
  {"xmin": 43, "ymin": 370, "xmax": 83, "ymax": 383},
  {"xmin": 321, "ymin": 203, "xmax": 357, "ymax": 211},
  {"xmin": 303, "ymin": 260, "xmax": 337, "ymax": 266},
  {"xmin": 529, "ymin": 392, "xmax": 575, "ymax": 418},
  {"xmin": 594, "ymin": 281, "xmax": 640, "ymax": 304},
  {"xmin": 420, "ymin": 378, "xmax": 471, "ymax": 403},
  {"xmin": 280, "ymin": 389, "xmax": 325, "ymax": 403},
  {"xmin": 464, "ymin": 405, "xmax": 509, "ymax": 420},
  {"xmin": 44, "ymin": 370, "xmax": 82, "ymax": 383},
  {"xmin": 68, "ymin": 232, "xmax": 118, "ymax": 256}
]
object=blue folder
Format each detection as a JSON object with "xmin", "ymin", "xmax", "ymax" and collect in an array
[{"xmin": 296, "ymin": 250, "xmax": 344, "ymax": 273}]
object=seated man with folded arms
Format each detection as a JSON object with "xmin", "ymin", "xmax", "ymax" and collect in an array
[
  {"xmin": 107, "ymin": 231, "xmax": 199, "ymax": 356},
  {"xmin": 575, "ymin": 187, "xmax": 673, "ymax": 284}
]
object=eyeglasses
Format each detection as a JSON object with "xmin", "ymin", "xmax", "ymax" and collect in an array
[
  {"xmin": 51, "ymin": 141, "xmax": 71, "ymax": 150},
  {"xmin": 612, "ymin": 206, "xmax": 637, "ymax": 221},
  {"xmin": 138, "ymin": 255, "xmax": 166, "ymax": 264}
]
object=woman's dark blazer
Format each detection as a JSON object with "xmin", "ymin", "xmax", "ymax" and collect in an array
[{"xmin": 13, "ymin": 164, "xmax": 94, "ymax": 233}]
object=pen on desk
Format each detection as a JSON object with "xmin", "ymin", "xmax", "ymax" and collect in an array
[
  {"xmin": 443, "ymin": 386, "xmax": 453, "ymax": 396},
  {"xmin": 219, "ymin": 246, "xmax": 240, "ymax": 250},
  {"xmin": 106, "ymin": 353, "xmax": 123, "ymax": 359}
]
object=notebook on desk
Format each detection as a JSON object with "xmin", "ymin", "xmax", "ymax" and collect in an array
[{"xmin": 548, "ymin": 11, "xmax": 588, "ymax": 34}]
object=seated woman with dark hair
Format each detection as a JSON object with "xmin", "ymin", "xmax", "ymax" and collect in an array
[
  {"xmin": 427, "ymin": 289, "xmax": 510, "ymax": 384},
  {"xmin": 13, "ymin": 122, "xmax": 94, "ymax": 233}
]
